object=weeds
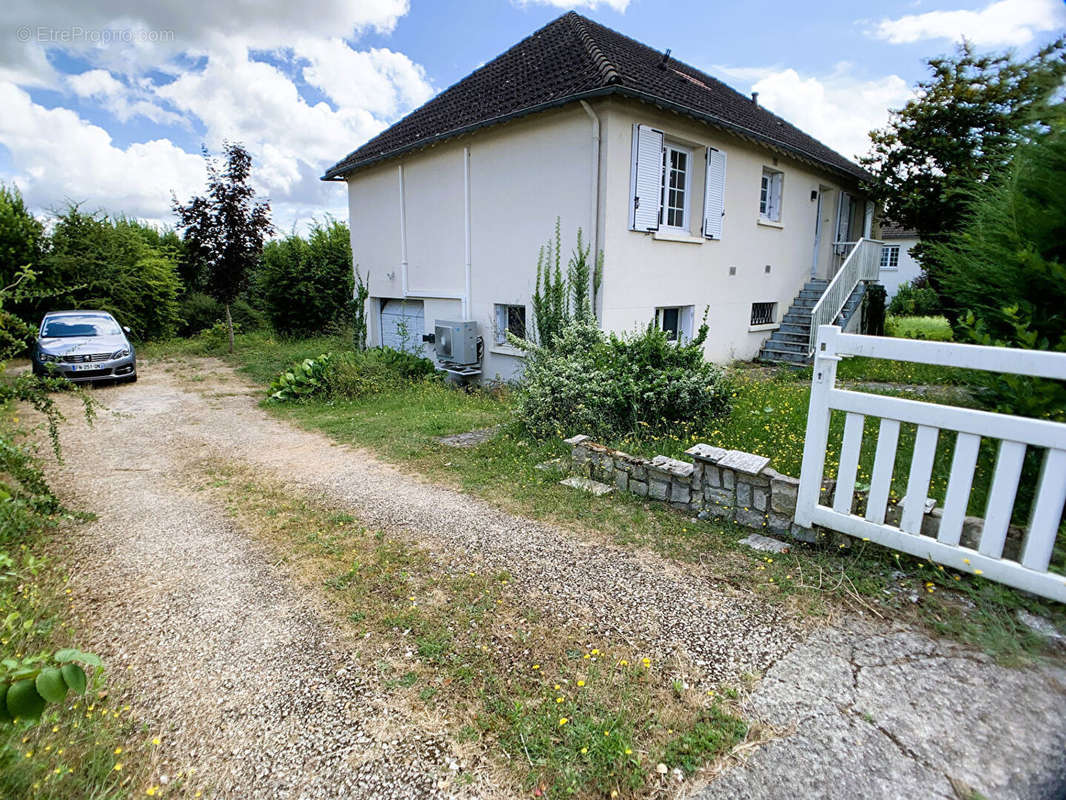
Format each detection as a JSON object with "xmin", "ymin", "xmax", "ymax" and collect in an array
[{"xmin": 206, "ymin": 463, "xmax": 748, "ymax": 798}]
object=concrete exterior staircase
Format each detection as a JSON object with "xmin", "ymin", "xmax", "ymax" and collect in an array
[{"xmin": 757, "ymin": 279, "xmax": 867, "ymax": 365}]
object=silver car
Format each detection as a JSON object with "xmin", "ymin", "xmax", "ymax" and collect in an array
[{"xmin": 32, "ymin": 310, "xmax": 137, "ymax": 384}]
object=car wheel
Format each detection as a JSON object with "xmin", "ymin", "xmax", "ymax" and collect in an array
[{"xmin": 126, "ymin": 373, "xmax": 138, "ymax": 383}]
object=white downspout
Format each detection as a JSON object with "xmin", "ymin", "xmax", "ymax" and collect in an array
[
  {"xmin": 463, "ymin": 146, "xmax": 472, "ymax": 319},
  {"xmin": 398, "ymin": 163, "xmax": 409, "ymax": 297},
  {"xmin": 579, "ymin": 100, "xmax": 601, "ymax": 319}
]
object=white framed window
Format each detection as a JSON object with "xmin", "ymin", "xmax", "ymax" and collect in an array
[
  {"xmin": 494, "ymin": 303, "xmax": 527, "ymax": 345},
  {"xmin": 759, "ymin": 167, "xmax": 783, "ymax": 222},
  {"xmin": 880, "ymin": 245, "xmax": 900, "ymax": 269},
  {"xmin": 661, "ymin": 144, "xmax": 692, "ymax": 231},
  {"xmin": 656, "ymin": 305, "xmax": 695, "ymax": 343}
]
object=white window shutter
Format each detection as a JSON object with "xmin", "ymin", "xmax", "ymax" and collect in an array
[
  {"xmin": 680, "ymin": 306, "xmax": 695, "ymax": 343},
  {"xmin": 703, "ymin": 147, "xmax": 726, "ymax": 239},
  {"xmin": 836, "ymin": 191, "xmax": 852, "ymax": 242},
  {"xmin": 629, "ymin": 124, "xmax": 664, "ymax": 232},
  {"xmin": 769, "ymin": 172, "xmax": 783, "ymax": 221}
]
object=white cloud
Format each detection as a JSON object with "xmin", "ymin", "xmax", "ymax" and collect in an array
[
  {"xmin": 0, "ymin": 81, "xmax": 205, "ymax": 223},
  {"xmin": 297, "ymin": 40, "xmax": 434, "ymax": 119},
  {"xmin": 154, "ymin": 39, "xmax": 430, "ymax": 196},
  {"xmin": 67, "ymin": 69, "xmax": 185, "ymax": 125},
  {"xmin": 872, "ymin": 0, "xmax": 1066, "ymax": 47},
  {"xmin": 1, "ymin": 0, "xmax": 410, "ymax": 80},
  {"xmin": 0, "ymin": 3, "xmax": 436, "ymax": 231},
  {"xmin": 513, "ymin": 0, "xmax": 631, "ymax": 12},
  {"xmin": 718, "ymin": 64, "xmax": 914, "ymax": 162}
]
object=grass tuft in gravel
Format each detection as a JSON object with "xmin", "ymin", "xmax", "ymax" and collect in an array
[{"xmin": 206, "ymin": 461, "xmax": 750, "ymax": 799}]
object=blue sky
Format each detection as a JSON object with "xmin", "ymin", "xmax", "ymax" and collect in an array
[{"xmin": 1, "ymin": 0, "xmax": 1062, "ymax": 231}]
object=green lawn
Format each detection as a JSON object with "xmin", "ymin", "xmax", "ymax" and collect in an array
[
  {"xmin": 150, "ymin": 328, "xmax": 1065, "ymax": 661},
  {"xmin": 886, "ymin": 315, "xmax": 954, "ymax": 342}
]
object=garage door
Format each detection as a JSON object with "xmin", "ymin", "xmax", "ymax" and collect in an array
[{"xmin": 380, "ymin": 299, "xmax": 425, "ymax": 353}]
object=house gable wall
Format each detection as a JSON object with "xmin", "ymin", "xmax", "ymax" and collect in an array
[{"xmin": 347, "ymin": 105, "xmax": 594, "ymax": 381}]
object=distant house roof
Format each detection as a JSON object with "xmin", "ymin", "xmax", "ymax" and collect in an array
[
  {"xmin": 323, "ymin": 12, "xmax": 869, "ymax": 182},
  {"xmin": 880, "ymin": 222, "xmax": 918, "ymax": 239}
]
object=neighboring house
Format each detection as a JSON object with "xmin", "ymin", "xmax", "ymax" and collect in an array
[
  {"xmin": 878, "ymin": 223, "xmax": 923, "ymax": 301},
  {"xmin": 323, "ymin": 12, "xmax": 880, "ymax": 376}
]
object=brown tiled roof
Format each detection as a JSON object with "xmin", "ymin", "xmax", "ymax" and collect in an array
[{"xmin": 323, "ymin": 12, "xmax": 869, "ymax": 181}]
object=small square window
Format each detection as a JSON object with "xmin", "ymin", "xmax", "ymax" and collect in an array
[
  {"xmin": 656, "ymin": 305, "xmax": 695, "ymax": 342},
  {"xmin": 880, "ymin": 245, "xmax": 900, "ymax": 269},
  {"xmin": 751, "ymin": 302, "xmax": 777, "ymax": 326},
  {"xmin": 494, "ymin": 304, "xmax": 526, "ymax": 345}
]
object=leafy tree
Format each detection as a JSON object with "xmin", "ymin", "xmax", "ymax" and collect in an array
[
  {"xmin": 42, "ymin": 210, "xmax": 182, "ymax": 341},
  {"xmin": 862, "ymin": 38, "xmax": 1066, "ymax": 320},
  {"xmin": 931, "ymin": 113, "xmax": 1066, "ymax": 420},
  {"xmin": 174, "ymin": 143, "xmax": 273, "ymax": 352},
  {"xmin": 0, "ymin": 185, "xmax": 44, "ymax": 285},
  {"xmin": 256, "ymin": 220, "xmax": 353, "ymax": 336}
]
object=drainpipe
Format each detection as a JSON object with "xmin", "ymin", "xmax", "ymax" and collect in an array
[
  {"xmin": 463, "ymin": 146, "xmax": 472, "ymax": 320},
  {"xmin": 579, "ymin": 100, "xmax": 602, "ymax": 321},
  {"xmin": 398, "ymin": 163, "xmax": 409, "ymax": 297}
]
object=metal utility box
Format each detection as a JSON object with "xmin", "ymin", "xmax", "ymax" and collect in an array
[{"xmin": 434, "ymin": 320, "xmax": 479, "ymax": 365}]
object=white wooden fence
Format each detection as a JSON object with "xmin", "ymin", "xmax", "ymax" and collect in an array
[{"xmin": 795, "ymin": 325, "xmax": 1066, "ymax": 602}]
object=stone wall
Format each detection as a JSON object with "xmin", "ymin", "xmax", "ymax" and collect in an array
[
  {"xmin": 564, "ymin": 435, "xmax": 817, "ymax": 543},
  {"xmin": 563, "ymin": 435, "xmax": 1022, "ymax": 555}
]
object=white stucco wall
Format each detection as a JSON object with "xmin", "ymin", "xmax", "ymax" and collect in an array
[
  {"xmin": 878, "ymin": 236, "xmax": 922, "ymax": 300},
  {"xmin": 346, "ymin": 97, "xmax": 867, "ymax": 376},
  {"xmin": 597, "ymin": 99, "xmax": 863, "ymax": 362},
  {"xmin": 347, "ymin": 106, "xmax": 593, "ymax": 381}
]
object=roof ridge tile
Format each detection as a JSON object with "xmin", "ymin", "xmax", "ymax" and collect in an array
[{"xmin": 565, "ymin": 11, "xmax": 622, "ymax": 87}]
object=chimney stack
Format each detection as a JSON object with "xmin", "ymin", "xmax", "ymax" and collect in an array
[{"xmin": 751, "ymin": 91, "xmax": 759, "ymax": 105}]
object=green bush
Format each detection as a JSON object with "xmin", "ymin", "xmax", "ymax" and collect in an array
[
  {"xmin": 37, "ymin": 210, "xmax": 182, "ymax": 340},
  {"xmin": 257, "ymin": 220, "xmax": 354, "ymax": 336},
  {"xmin": 887, "ymin": 281, "xmax": 941, "ymax": 317},
  {"xmin": 515, "ymin": 320, "xmax": 731, "ymax": 441},
  {"xmin": 885, "ymin": 315, "xmax": 954, "ymax": 341},
  {"xmin": 180, "ymin": 293, "xmax": 267, "ymax": 336},
  {"xmin": 269, "ymin": 347, "xmax": 437, "ymax": 402}
]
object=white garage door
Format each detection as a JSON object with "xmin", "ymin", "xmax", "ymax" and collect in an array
[{"xmin": 380, "ymin": 299, "xmax": 425, "ymax": 353}]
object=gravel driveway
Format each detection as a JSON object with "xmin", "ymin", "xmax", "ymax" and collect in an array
[{"xmin": 41, "ymin": 358, "xmax": 1066, "ymax": 799}]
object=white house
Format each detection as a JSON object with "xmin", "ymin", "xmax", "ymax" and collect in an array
[
  {"xmin": 323, "ymin": 12, "xmax": 881, "ymax": 378},
  {"xmin": 878, "ymin": 223, "xmax": 923, "ymax": 300}
]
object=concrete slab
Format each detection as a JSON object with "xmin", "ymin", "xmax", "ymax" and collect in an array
[{"xmin": 559, "ymin": 476, "xmax": 614, "ymax": 496}]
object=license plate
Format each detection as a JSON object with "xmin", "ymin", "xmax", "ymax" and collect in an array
[{"xmin": 71, "ymin": 362, "xmax": 100, "ymax": 371}]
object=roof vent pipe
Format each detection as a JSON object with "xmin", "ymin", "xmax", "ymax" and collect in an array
[
  {"xmin": 751, "ymin": 91, "xmax": 759, "ymax": 105},
  {"xmin": 659, "ymin": 48, "xmax": 671, "ymax": 69}
]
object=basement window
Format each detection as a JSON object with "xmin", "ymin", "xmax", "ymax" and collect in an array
[
  {"xmin": 656, "ymin": 305, "xmax": 695, "ymax": 343},
  {"xmin": 750, "ymin": 302, "xmax": 777, "ymax": 327},
  {"xmin": 494, "ymin": 304, "xmax": 527, "ymax": 345}
]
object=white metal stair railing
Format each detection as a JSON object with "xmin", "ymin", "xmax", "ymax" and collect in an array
[
  {"xmin": 808, "ymin": 238, "xmax": 883, "ymax": 355},
  {"xmin": 795, "ymin": 325, "xmax": 1066, "ymax": 602}
]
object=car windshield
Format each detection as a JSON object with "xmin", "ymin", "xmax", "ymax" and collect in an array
[{"xmin": 42, "ymin": 316, "xmax": 121, "ymax": 338}]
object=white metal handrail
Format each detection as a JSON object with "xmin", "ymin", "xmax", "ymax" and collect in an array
[{"xmin": 808, "ymin": 238, "xmax": 883, "ymax": 354}]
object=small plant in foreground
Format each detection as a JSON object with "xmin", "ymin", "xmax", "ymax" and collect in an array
[{"xmin": 1, "ymin": 649, "xmax": 100, "ymax": 724}]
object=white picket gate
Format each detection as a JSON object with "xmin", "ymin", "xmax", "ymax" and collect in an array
[{"xmin": 795, "ymin": 325, "xmax": 1066, "ymax": 602}]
